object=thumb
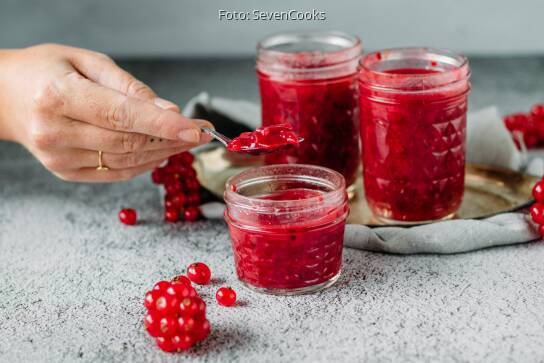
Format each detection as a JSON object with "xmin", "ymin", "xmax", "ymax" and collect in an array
[{"xmin": 69, "ymin": 48, "xmax": 179, "ymax": 111}]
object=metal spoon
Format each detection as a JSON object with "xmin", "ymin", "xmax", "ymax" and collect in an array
[{"xmin": 201, "ymin": 127, "xmax": 232, "ymax": 147}]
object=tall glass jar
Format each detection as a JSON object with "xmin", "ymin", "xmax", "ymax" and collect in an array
[
  {"xmin": 224, "ymin": 164, "xmax": 348, "ymax": 295},
  {"xmin": 257, "ymin": 31, "xmax": 362, "ymax": 188},
  {"xmin": 359, "ymin": 48, "xmax": 471, "ymax": 223}
]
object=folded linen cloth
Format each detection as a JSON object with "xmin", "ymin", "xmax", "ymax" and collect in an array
[{"xmin": 181, "ymin": 92, "xmax": 541, "ymax": 254}]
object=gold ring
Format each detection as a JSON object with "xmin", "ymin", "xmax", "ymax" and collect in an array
[{"xmin": 96, "ymin": 150, "xmax": 109, "ymax": 171}]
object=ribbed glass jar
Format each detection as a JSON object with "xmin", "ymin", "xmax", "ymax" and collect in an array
[
  {"xmin": 359, "ymin": 47, "xmax": 471, "ymax": 223},
  {"xmin": 257, "ymin": 31, "xmax": 362, "ymax": 188},
  {"xmin": 224, "ymin": 164, "xmax": 348, "ymax": 295}
]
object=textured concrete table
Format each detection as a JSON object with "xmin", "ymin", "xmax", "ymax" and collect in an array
[{"xmin": 1, "ymin": 57, "xmax": 544, "ymax": 363}]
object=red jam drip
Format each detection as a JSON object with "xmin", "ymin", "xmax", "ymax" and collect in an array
[
  {"xmin": 360, "ymin": 66, "xmax": 468, "ymax": 222},
  {"xmin": 226, "ymin": 124, "xmax": 300, "ymax": 155},
  {"xmin": 259, "ymin": 73, "xmax": 360, "ymax": 186},
  {"xmin": 227, "ymin": 188, "xmax": 346, "ymax": 290}
]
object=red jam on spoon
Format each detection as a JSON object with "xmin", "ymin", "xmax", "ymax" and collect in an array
[{"xmin": 226, "ymin": 124, "xmax": 301, "ymax": 155}]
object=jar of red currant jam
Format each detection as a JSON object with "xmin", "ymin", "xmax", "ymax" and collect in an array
[
  {"xmin": 224, "ymin": 164, "xmax": 348, "ymax": 295},
  {"xmin": 359, "ymin": 48, "xmax": 471, "ymax": 223},
  {"xmin": 257, "ymin": 31, "xmax": 362, "ymax": 189}
]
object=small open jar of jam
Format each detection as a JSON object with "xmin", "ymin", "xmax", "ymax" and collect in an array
[
  {"xmin": 257, "ymin": 31, "xmax": 362, "ymax": 188},
  {"xmin": 224, "ymin": 164, "xmax": 348, "ymax": 295},
  {"xmin": 359, "ymin": 47, "xmax": 471, "ymax": 223}
]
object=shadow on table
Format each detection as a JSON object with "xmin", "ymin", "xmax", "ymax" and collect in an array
[{"xmin": 189, "ymin": 324, "xmax": 253, "ymax": 357}]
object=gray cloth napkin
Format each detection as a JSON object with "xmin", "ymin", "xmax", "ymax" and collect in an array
[{"xmin": 182, "ymin": 92, "xmax": 541, "ymax": 254}]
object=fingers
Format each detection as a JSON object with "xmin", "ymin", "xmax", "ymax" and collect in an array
[
  {"xmin": 43, "ymin": 147, "xmax": 183, "ymax": 172},
  {"xmin": 78, "ymin": 147, "xmax": 183, "ymax": 170},
  {"xmin": 59, "ymin": 120, "xmax": 189, "ymax": 153},
  {"xmin": 69, "ymin": 49, "xmax": 179, "ymax": 111},
  {"xmin": 57, "ymin": 71, "xmax": 204, "ymax": 142},
  {"xmin": 56, "ymin": 159, "xmax": 164, "ymax": 183},
  {"xmin": 194, "ymin": 119, "xmax": 214, "ymax": 144},
  {"xmin": 61, "ymin": 118, "xmax": 213, "ymax": 153}
]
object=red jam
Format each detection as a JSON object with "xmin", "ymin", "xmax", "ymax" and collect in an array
[
  {"xmin": 224, "ymin": 165, "xmax": 348, "ymax": 294},
  {"xmin": 257, "ymin": 31, "xmax": 362, "ymax": 186},
  {"xmin": 359, "ymin": 48, "xmax": 471, "ymax": 222},
  {"xmin": 226, "ymin": 124, "xmax": 300, "ymax": 155},
  {"xmin": 259, "ymin": 75, "xmax": 360, "ymax": 185}
]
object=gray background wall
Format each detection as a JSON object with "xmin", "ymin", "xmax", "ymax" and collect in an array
[{"xmin": 0, "ymin": 0, "xmax": 543, "ymax": 58}]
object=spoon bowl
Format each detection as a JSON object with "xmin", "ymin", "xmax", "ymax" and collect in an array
[{"xmin": 201, "ymin": 127, "xmax": 303, "ymax": 156}]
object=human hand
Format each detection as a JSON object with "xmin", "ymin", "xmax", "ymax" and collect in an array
[{"xmin": 0, "ymin": 44, "xmax": 213, "ymax": 182}]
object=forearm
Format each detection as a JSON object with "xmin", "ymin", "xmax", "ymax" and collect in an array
[{"xmin": 0, "ymin": 49, "xmax": 19, "ymax": 141}]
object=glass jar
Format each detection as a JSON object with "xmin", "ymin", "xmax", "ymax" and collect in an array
[
  {"xmin": 224, "ymin": 164, "xmax": 348, "ymax": 295},
  {"xmin": 359, "ymin": 48, "xmax": 471, "ymax": 223},
  {"xmin": 256, "ymin": 31, "xmax": 362, "ymax": 188}
]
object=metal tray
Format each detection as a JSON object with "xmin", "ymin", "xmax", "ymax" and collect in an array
[{"xmin": 194, "ymin": 145, "xmax": 537, "ymax": 227}]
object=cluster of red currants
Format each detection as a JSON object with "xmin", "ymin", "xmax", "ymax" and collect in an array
[
  {"xmin": 143, "ymin": 262, "xmax": 237, "ymax": 353},
  {"xmin": 151, "ymin": 151, "xmax": 201, "ymax": 223},
  {"xmin": 530, "ymin": 179, "xmax": 544, "ymax": 237},
  {"xmin": 503, "ymin": 103, "xmax": 544, "ymax": 149},
  {"xmin": 117, "ymin": 152, "xmax": 202, "ymax": 226},
  {"xmin": 144, "ymin": 276, "xmax": 209, "ymax": 352}
]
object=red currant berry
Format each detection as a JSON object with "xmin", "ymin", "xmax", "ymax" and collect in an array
[
  {"xmin": 216, "ymin": 287, "xmax": 237, "ymax": 307},
  {"xmin": 171, "ymin": 275, "xmax": 192, "ymax": 286},
  {"xmin": 165, "ymin": 284, "xmax": 180, "ymax": 296},
  {"xmin": 169, "ymin": 283, "xmax": 196, "ymax": 299},
  {"xmin": 195, "ymin": 298, "xmax": 206, "ymax": 318},
  {"xmin": 525, "ymin": 132, "xmax": 539, "ymax": 148},
  {"xmin": 155, "ymin": 336, "xmax": 176, "ymax": 353},
  {"xmin": 144, "ymin": 290, "xmax": 162, "ymax": 311},
  {"xmin": 193, "ymin": 319, "xmax": 211, "ymax": 341},
  {"xmin": 539, "ymin": 224, "xmax": 544, "ymax": 237},
  {"xmin": 184, "ymin": 178, "xmax": 200, "ymax": 192},
  {"xmin": 530, "ymin": 203, "xmax": 544, "ymax": 224},
  {"xmin": 155, "ymin": 294, "xmax": 180, "ymax": 315},
  {"xmin": 151, "ymin": 168, "xmax": 165, "ymax": 184},
  {"xmin": 503, "ymin": 113, "xmax": 530, "ymax": 131},
  {"xmin": 172, "ymin": 333, "xmax": 194, "ymax": 351},
  {"xmin": 531, "ymin": 104, "xmax": 544, "ymax": 118},
  {"xmin": 144, "ymin": 310, "xmax": 162, "ymax": 337},
  {"xmin": 167, "ymin": 155, "xmax": 183, "ymax": 167},
  {"xmin": 159, "ymin": 315, "xmax": 178, "ymax": 337},
  {"xmin": 184, "ymin": 207, "xmax": 200, "ymax": 222},
  {"xmin": 184, "ymin": 168, "xmax": 197, "ymax": 180},
  {"xmin": 153, "ymin": 280, "xmax": 171, "ymax": 292},
  {"xmin": 118, "ymin": 208, "xmax": 137, "ymax": 225},
  {"xmin": 186, "ymin": 193, "xmax": 201, "ymax": 206},
  {"xmin": 533, "ymin": 181, "xmax": 544, "ymax": 202},
  {"xmin": 184, "ymin": 286, "xmax": 198, "ymax": 299},
  {"xmin": 165, "ymin": 182, "xmax": 182, "ymax": 195},
  {"xmin": 165, "ymin": 194, "xmax": 186, "ymax": 209},
  {"xmin": 165, "ymin": 208, "xmax": 180, "ymax": 223},
  {"xmin": 179, "ymin": 297, "xmax": 201, "ymax": 316},
  {"xmin": 162, "ymin": 163, "xmax": 174, "ymax": 173},
  {"xmin": 186, "ymin": 262, "xmax": 211, "ymax": 284},
  {"xmin": 179, "ymin": 152, "xmax": 194, "ymax": 165},
  {"xmin": 177, "ymin": 315, "xmax": 196, "ymax": 333}
]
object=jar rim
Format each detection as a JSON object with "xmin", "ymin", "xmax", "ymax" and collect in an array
[
  {"xmin": 258, "ymin": 30, "xmax": 361, "ymax": 56},
  {"xmin": 257, "ymin": 31, "xmax": 362, "ymax": 78},
  {"xmin": 358, "ymin": 47, "xmax": 470, "ymax": 91},
  {"xmin": 224, "ymin": 164, "xmax": 346, "ymax": 213}
]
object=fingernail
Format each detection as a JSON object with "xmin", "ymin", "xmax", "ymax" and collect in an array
[
  {"xmin": 178, "ymin": 129, "xmax": 201, "ymax": 144},
  {"xmin": 154, "ymin": 98, "xmax": 179, "ymax": 111},
  {"xmin": 194, "ymin": 119, "xmax": 215, "ymax": 130}
]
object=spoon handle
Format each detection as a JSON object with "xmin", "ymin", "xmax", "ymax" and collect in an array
[{"xmin": 201, "ymin": 127, "xmax": 232, "ymax": 147}]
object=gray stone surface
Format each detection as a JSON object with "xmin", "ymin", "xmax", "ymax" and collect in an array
[{"xmin": 1, "ymin": 57, "xmax": 544, "ymax": 363}]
